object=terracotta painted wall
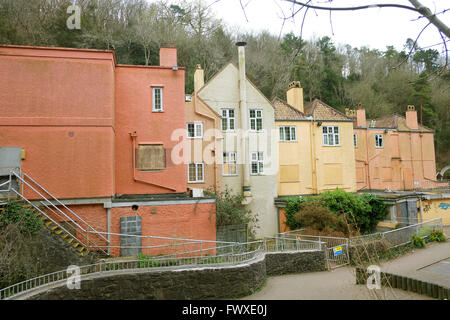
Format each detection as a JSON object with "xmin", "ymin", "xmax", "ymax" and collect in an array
[
  {"xmin": 354, "ymin": 128, "xmax": 446, "ymax": 191},
  {"xmin": 0, "ymin": 45, "xmax": 115, "ymax": 199},
  {"xmin": 110, "ymin": 202, "xmax": 216, "ymax": 256},
  {"xmin": 114, "ymin": 65, "xmax": 187, "ymax": 195}
]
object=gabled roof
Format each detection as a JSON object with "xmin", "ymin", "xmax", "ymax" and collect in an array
[
  {"xmin": 197, "ymin": 62, "xmax": 274, "ymax": 108},
  {"xmin": 272, "ymin": 97, "xmax": 307, "ymax": 120},
  {"xmin": 274, "ymin": 97, "xmax": 352, "ymax": 121},
  {"xmin": 303, "ymin": 99, "xmax": 352, "ymax": 121},
  {"xmin": 367, "ymin": 113, "xmax": 433, "ymax": 132}
]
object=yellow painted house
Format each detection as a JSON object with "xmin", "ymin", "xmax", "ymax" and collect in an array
[{"xmin": 273, "ymin": 81, "xmax": 357, "ymax": 196}]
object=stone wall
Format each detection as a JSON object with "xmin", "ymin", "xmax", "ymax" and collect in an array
[
  {"xmin": 355, "ymin": 267, "xmax": 449, "ymax": 300},
  {"xmin": 25, "ymin": 250, "xmax": 327, "ymax": 300},
  {"xmin": 265, "ymin": 250, "xmax": 327, "ymax": 276}
]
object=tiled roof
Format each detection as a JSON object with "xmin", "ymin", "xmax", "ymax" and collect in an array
[
  {"xmin": 303, "ymin": 99, "xmax": 352, "ymax": 121},
  {"xmin": 272, "ymin": 97, "xmax": 307, "ymax": 120},
  {"xmin": 367, "ymin": 114, "xmax": 433, "ymax": 132}
]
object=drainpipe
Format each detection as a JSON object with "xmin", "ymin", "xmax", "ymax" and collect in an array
[
  {"xmin": 236, "ymin": 41, "xmax": 251, "ymax": 199},
  {"xmin": 309, "ymin": 118, "xmax": 318, "ymax": 194},
  {"xmin": 365, "ymin": 129, "xmax": 371, "ymax": 190}
]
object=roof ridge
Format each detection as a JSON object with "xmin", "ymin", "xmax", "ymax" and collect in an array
[
  {"xmin": 272, "ymin": 97, "xmax": 306, "ymax": 116},
  {"xmin": 310, "ymin": 98, "xmax": 353, "ymax": 120}
]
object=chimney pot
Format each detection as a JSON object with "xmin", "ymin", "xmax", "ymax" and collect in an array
[
  {"xmin": 286, "ymin": 81, "xmax": 304, "ymax": 113},
  {"xmin": 406, "ymin": 105, "xmax": 418, "ymax": 130}
]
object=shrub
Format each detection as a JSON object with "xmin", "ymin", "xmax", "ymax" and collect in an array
[
  {"xmin": 428, "ymin": 230, "xmax": 446, "ymax": 242},
  {"xmin": 205, "ymin": 187, "xmax": 258, "ymax": 238},
  {"xmin": 411, "ymin": 235, "xmax": 426, "ymax": 248},
  {"xmin": 0, "ymin": 200, "xmax": 43, "ymax": 236},
  {"xmin": 293, "ymin": 200, "xmax": 349, "ymax": 236},
  {"xmin": 284, "ymin": 189, "xmax": 387, "ymax": 235}
]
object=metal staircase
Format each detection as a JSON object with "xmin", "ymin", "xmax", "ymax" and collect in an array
[{"xmin": 0, "ymin": 171, "xmax": 110, "ymax": 257}]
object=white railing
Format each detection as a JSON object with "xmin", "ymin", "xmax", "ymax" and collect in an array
[
  {"xmin": 0, "ymin": 236, "xmax": 326, "ymax": 300},
  {"xmin": 349, "ymin": 218, "xmax": 443, "ymax": 247},
  {"xmin": 0, "ymin": 171, "xmax": 110, "ymax": 255},
  {"xmin": 0, "ymin": 248, "xmax": 264, "ymax": 300}
]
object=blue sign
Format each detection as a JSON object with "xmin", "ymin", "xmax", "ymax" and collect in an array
[
  {"xmin": 333, "ymin": 246, "xmax": 343, "ymax": 256},
  {"xmin": 439, "ymin": 203, "xmax": 450, "ymax": 210}
]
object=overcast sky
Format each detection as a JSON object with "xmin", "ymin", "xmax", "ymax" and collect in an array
[{"xmin": 206, "ymin": 0, "xmax": 449, "ymax": 53}]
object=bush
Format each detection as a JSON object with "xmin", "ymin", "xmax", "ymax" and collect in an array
[
  {"xmin": 411, "ymin": 235, "xmax": 426, "ymax": 248},
  {"xmin": 293, "ymin": 200, "xmax": 349, "ymax": 236},
  {"xmin": 284, "ymin": 189, "xmax": 387, "ymax": 235},
  {"xmin": 205, "ymin": 187, "xmax": 258, "ymax": 238},
  {"xmin": 0, "ymin": 200, "xmax": 43, "ymax": 236},
  {"xmin": 428, "ymin": 230, "xmax": 446, "ymax": 242}
]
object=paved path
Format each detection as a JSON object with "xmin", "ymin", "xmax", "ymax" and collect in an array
[
  {"xmin": 243, "ymin": 239, "xmax": 450, "ymax": 300},
  {"xmin": 242, "ymin": 266, "xmax": 431, "ymax": 300},
  {"xmin": 380, "ymin": 241, "xmax": 450, "ymax": 288}
]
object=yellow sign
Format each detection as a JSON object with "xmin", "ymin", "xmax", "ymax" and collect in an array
[{"xmin": 333, "ymin": 246, "xmax": 343, "ymax": 256}]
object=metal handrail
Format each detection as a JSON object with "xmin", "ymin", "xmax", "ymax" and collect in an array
[
  {"xmin": 3, "ymin": 172, "xmax": 109, "ymax": 255},
  {"xmin": 0, "ymin": 247, "xmax": 264, "ymax": 300},
  {"xmin": 15, "ymin": 172, "xmax": 109, "ymax": 244},
  {"xmin": 0, "ymin": 235, "xmax": 328, "ymax": 300}
]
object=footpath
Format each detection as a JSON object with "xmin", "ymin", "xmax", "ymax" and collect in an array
[
  {"xmin": 379, "ymin": 229, "xmax": 450, "ymax": 289},
  {"xmin": 243, "ymin": 228, "xmax": 450, "ymax": 300}
]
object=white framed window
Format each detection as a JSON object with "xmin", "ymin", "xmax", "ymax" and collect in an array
[
  {"xmin": 221, "ymin": 109, "xmax": 235, "ymax": 131},
  {"xmin": 188, "ymin": 163, "xmax": 204, "ymax": 183},
  {"xmin": 187, "ymin": 122, "xmax": 203, "ymax": 138},
  {"xmin": 353, "ymin": 133, "xmax": 358, "ymax": 147},
  {"xmin": 279, "ymin": 126, "xmax": 297, "ymax": 142},
  {"xmin": 251, "ymin": 152, "xmax": 264, "ymax": 175},
  {"xmin": 322, "ymin": 126, "xmax": 340, "ymax": 146},
  {"xmin": 375, "ymin": 134, "xmax": 384, "ymax": 148},
  {"xmin": 249, "ymin": 109, "xmax": 263, "ymax": 131},
  {"xmin": 152, "ymin": 87, "xmax": 163, "ymax": 112},
  {"xmin": 223, "ymin": 152, "xmax": 237, "ymax": 176}
]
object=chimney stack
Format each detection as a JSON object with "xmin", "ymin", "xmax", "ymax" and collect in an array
[
  {"xmin": 406, "ymin": 105, "xmax": 419, "ymax": 130},
  {"xmin": 194, "ymin": 64, "xmax": 204, "ymax": 92},
  {"xmin": 159, "ymin": 45, "xmax": 177, "ymax": 67},
  {"xmin": 356, "ymin": 103, "xmax": 366, "ymax": 127},
  {"xmin": 286, "ymin": 81, "xmax": 304, "ymax": 113},
  {"xmin": 236, "ymin": 41, "xmax": 251, "ymax": 198}
]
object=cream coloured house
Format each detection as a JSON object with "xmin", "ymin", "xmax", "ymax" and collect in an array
[{"xmin": 195, "ymin": 43, "xmax": 278, "ymax": 238}]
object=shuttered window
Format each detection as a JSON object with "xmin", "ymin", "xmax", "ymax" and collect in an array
[{"xmin": 137, "ymin": 145, "xmax": 165, "ymax": 170}]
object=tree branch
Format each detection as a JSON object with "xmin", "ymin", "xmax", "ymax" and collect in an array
[{"xmin": 408, "ymin": 0, "xmax": 450, "ymax": 39}]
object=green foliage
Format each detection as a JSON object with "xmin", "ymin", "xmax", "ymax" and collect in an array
[
  {"xmin": 0, "ymin": 200, "xmax": 43, "ymax": 236},
  {"xmin": 411, "ymin": 235, "xmax": 426, "ymax": 248},
  {"xmin": 284, "ymin": 197, "xmax": 306, "ymax": 230},
  {"xmin": 284, "ymin": 190, "xmax": 387, "ymax": 235},
  {"xmin": 428, "ymin": 230, "xmax": 446, "ymax": 242},
  {"xmin": 293, "ymin": 200, "xmax": 348, "ymax": 235},
  {"xmin": 204, "ymin": 187, "xmax": 255, "ymax": 228}
]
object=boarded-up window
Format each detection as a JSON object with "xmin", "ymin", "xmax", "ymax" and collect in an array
[
  {"xmin": 137, "ymin": 145, "xmax": 165, "ymax": 170},
  {"xmin": 383, "ymin": 167, "xmax": 392, "ymax": 181},
  {"xmin": 280, "ymin": 165, "xmax": 299, "ymax": 182},
  {"xmin": 324, "ymin": 164, "xmax": 343, "ymax": 185}
]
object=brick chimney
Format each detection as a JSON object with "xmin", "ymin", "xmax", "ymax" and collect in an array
[
  {"xmin": 159, "ymin": 43, "xmax": 177, "ymax": 67},
  {"xmin": 356, "ymin": 103, "xmax": 366, "ymax": 127},
  {"xmin": 194, "ymin": 64, "xmax": 204, "ymax": 92},
  {"xmin": 286, "ymin": 81, "xmax": 304, "ymax": 113},
  {"xmin": 406, "ymin": 105, "xmax": 419, "ymax": 130}
]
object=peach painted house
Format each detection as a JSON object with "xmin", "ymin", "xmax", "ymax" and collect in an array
[
  {"xmin": 348, "ymin": 105, "xmax": 447, "ymax": 191},
  {"xmin": 0, "ymin": 44, "xmax": 216, "ymax": 256},
  {"xmin": 185, "ymin": 64, "xmax": 223, "ymax": 194}
]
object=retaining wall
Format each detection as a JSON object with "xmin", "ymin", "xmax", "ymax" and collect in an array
[
  {"xmin": 355, "ymin": 267, "xmax": 449, "ymax": 300},
  {"xmin": 25, "ymin": 250, "xmax": 326, "ymax": 300}
]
